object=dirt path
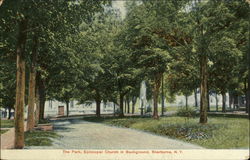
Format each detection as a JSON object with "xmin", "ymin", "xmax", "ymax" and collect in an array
[
  {"xmin": 27, "ymin": 119, "xmax": 203, "ymax": 149},
  {"xmin": 1, "ymin": 122, "xmax": 27, "ymax": 149}
]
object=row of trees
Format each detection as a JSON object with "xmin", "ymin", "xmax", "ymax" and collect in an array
[
  {"xmin": 0, "ymin": 0, "xmax": 107, "ymax": 149},
  {"xmin": 119, "ymin": 0, "xmax": 249, "ymax": 122},
  {"xmin": 0, "ymin": 0, "xmax": 249, "ymax": 149}
]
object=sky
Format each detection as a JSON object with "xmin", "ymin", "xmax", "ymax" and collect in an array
[{"xmin": 112, "ymin": 1, "xmax": 126, "ymax": 19}]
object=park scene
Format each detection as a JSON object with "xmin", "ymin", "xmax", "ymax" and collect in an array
[{"xmin": 0, "ymin": 0, "xmax": 249, "ymax": 153}]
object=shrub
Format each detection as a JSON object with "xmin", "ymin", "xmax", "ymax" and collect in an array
[
  {"xmin": 114, "ymin": 108, "xmax": 121, "ymax": 115},
  {"xmin": 107, "ymin": 119, "xmax": 137, "ymax": 128},
  {"xmin": 145, "ymin": 107, "xmax": 152, "ymax": 113},
  {"xmin": 39, "ymin": 119, "xmax": 50, "ymax": 124},
  {"xmin": 163, "ymin": 107, "xmax": 167, "ymax": 112},
  {"xmin": 157, "ymin": 123, "xmax": 225, "ymax": 141},
  {"xmin": 177, "ymin": 107, "xmax": 196, "ymax": 118}
]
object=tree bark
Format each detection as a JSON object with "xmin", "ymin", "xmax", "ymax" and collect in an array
[
  {"xmin": 247, "ymin": 77, "xmax": 250, "ymax": 114},
  {"xmin": 38, "ymin": 79, "xmax": 45, "ymax": 122},
  {"xmin": 140, "ymin": 98, "xmax": 144, "ymax": 116},
  {"xmin": 35, "ymin": 81, "xmax": 40, "ymax": 126},
  {"xmin": 14, "ymin": 18, "xmax": 28, "ymax": 149},
  {"xmin": 229, "ymin": 91, "xmax": 233, "ymax": 109},
  {"xmin": 215, "ymin": 92, "xmax": 218, "ymax": 112},
  {"xmin": 27, "ymin": 35, "xmax": 38, "ymax": 131},
  {"xmin": 185, "ymin": 94, "xmax": 188, "ymax": 109},
  {"xmin": 113, "ymin": 102, "xmax": 116, "ymax": 116},
  {"xmin": 222, "ymin": 93, "xmax": 226, "ymax": 113},
  {"xmin": 199, "ymin": 55, "xmax": 208, "ymax": 124},
  {"xmin": 26, "ymin": 70, "xmax": 36, "ymax": 130},
  {"xmin": 124, "ymin": 99, "xmax": 127, "ymax": 113},
  {"xmin": 8, "ymin": 107, "xmax": 11, "ymax": 119},
  {"xmin": 127, "ymin": 98, "xmax": 130, "ymax": 114},
  {"xmin": 161, "ymin": 74, "xmax": 164, "ymax": 116},
  {"xmin": 247, "ymin": 14, "xmax": 250, "ymax": 115},
  {"xmin": 207, "ymin": 89, "xmax": 210, "ymax": 112},
  {"xmin": 119, "ymin": 93, "xmax": 124, "ymax": 117},
  {"xmin": 66, "ymin": 101, "xmax": 69, "ymax": 117},
  {"xmin": 96, "ymin": 99, "xmax": 101, "ymax": 117},
  {"xmin": 245, "ymin": 78, "xmax": 249, "ymax": 114},
  {"xmin": 233, "ymin": 95, "xmax": 239, "ymax": 109},
  {"xmin": 0, "ymin": 0, "xmax": 3, "ymax": 6},
  {"xmin": 132, "ymin": 96, "xmax": 136, "ymax": 114},
  {"xmin": 153, "ymin": 73, "xmax": 161, "ymax": 119},
  {"xmin": 194, "ymin": 89, "xmax": 198, "ymax": 108}
]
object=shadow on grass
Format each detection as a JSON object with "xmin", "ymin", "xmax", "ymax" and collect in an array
[
  {"xmin": 82, "ymin": 115, "xmax": 154, "ymax": 123},
  {"xmin": 207, "ymin": 113, "xmax": 249, "ymax": 119},
  {"xmin": 25, "ymin": 130, "xmax": 61, "ymax": 146},
  {"xmin": 53, "ymin": 122, "xmax": 74, "ymax": 132}
]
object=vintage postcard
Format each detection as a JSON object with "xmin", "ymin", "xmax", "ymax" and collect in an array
[{"xmin": 0, "ymin": 0, "xmax": 249, "ymax": 160}]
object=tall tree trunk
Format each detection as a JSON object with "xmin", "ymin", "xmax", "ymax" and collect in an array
[
  {"xmin": 161, "ymin": 74, "xmax": 164, "ymax": 116},
  {"xmin": 207, "ymin": 90, "xmax": 210, "ymax": 112},
  {"xmin": 132, "ymin": 96, "xmax": 136, "ymax": 114},
  {"xmin": 39, "ymin": 93, "xmax": 45, "ymax": 121},
  {"xmin": 215, "ymin": 92, "xmax": 218, "ymax": 112},
  {"xmin": 199, "ymin": 55, "xmax": 208, "ymax": 124},
  {"xmin": 0, "ymin": 0, "xmax": 3, "ymax": 6},
  {"xmin": 233, "ymin": 95, "xmax": 239, "ymax": 110},
  {"xmin": 4, "ymin": 108, "xmax": 7, "ymax": 118},
  {"xmin": 124, "ymin": 99, "xmax": 127, "ymax": 113},
  {"xmin": 127, "ymin": 98, "xmax": 130, "ymax": 114},
  {"xmin": 14, "ymin": 19, "xmax": 28, "ymax": 149},
  {"xmin": 27, "ymin": 70, "xmax": 36, "ymax": 129},
  {"xmin": 245, "ymin": 78, "xmax": 249, "ymax": 114},
  {"xmin": 66, "ymin": 101, "xmax": 69, "ymax": 117},
  {"xmin": 153, "ymin": 73, "xmax": 161, "ymax": 119},
  {"xmin": 247, "ymin": 78, "xmax": 250, "ymax": 114},
  {"xmin": 35, "ymin": 81, "xmax": 40, "ymax": 126},
  {"xmin": 140, "ymin": 98, "xmax": 144, "ymax": 116},
  {"xmin": 27, "ymin": 35, "xmax": 38, "ymax": 131},
  {"xmin": 38, "ymin": 79, "xmax": 45, "ymax": 122},
  {"xmin": 119, "ymin": 93, "xmax": 124, "ymax": 117},
  {"xmin": 113, "ymin": 102, "xmax": 116, "ymax": 116},
  {"xmin": 231, "ymin": 93, "xmax": 234, "ymax": 110},
  {"xmin": 185, "ymin": 94, "xmax": 188, "ymax": 109},
  {"xmin": 222, "ymin": 93, "xmax": 226, "ymax": 113},
  {"xmin": 194, "ymin": 88, "xmax": 198, "ymax": 108},
  {"xmin": 96, "ymin": 99, "xmax": 101, "ymax": 117},
  {"xmin": 229, "ymin": 91, "xmax": 233, "ymax": 109},
  {"xmin": 247, "ymin": 15, "xmax": 250, "ymax": 115},
  {"xmin": 8, "ymin": 107, "xmax": 11, "ymax": 119}
]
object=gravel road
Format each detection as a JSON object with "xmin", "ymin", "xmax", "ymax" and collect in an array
[{"xmin": 27, "ymin": 119, "xmax": 204, "ymax": 149}]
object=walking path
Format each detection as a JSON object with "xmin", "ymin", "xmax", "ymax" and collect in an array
[
  {"xmin": 3, "ymin": 110, "xmax": 248, "ymax": 149},
  {"xmin": 1, "ymin": 128, "xmax": 15, "ymax": 149},
  {"xmin": 27, "ymin": 119, "xmax": 203, "ymax": 149},
  {"xmin": 1, "ymin": 123, "xmax": 27, "ymax": 149}
]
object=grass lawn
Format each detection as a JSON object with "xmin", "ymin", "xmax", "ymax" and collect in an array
[
  {"xmin": 83, "ymin": 115, "xmax": 249, "ymax": 149},
  {"xmin": 25, "ymin": 130, "xmax": 61, "ymax": 146},
  {"xmin": 0, "ymin": 119, "xmax": 14, "ymax": 128},
  {"xmin": 133, "ymin": 105, "xmax": 197, "ymax": 114},
  {"xmin": 0, "ymin": 129, "xmax": 8, "ymax": 134}
]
